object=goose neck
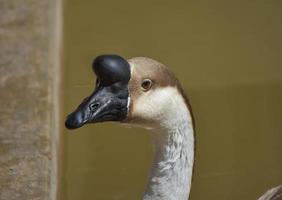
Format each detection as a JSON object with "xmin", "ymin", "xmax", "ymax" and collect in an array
[{"xmin": 143, "ymin": 100, "xmax": 195, "ymax": 200}]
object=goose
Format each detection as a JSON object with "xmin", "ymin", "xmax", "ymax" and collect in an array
[
  {"xmin": 259, "ymin": 185, "xmax": 282, "ymax": 200},
  {"xmin": 65, "ymin": 55, "xmax": 282, "ymax": 200}
]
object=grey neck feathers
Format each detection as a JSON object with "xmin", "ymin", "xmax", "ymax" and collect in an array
[{"xmin": 143, "ymin": 101, "xmax": 194, "ymax": 200}]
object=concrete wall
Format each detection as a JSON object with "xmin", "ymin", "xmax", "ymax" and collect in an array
[{"xmin": 0, "ymin": 0, "xmax": 62, "ymax": 199}]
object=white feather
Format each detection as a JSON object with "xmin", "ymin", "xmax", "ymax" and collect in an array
[{"xmin": 132, "ymin": 87, "xmax": 194, "ymax": 200}]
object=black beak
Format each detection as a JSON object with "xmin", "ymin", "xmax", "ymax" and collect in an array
[{"xmin": 65, "ymin": 55, "xmax": 131, "ymax": 130}]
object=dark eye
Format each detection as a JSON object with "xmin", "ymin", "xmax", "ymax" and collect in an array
[{"xmin": 141, "ymin": 79, "xmax": 153, "ymax": 91}]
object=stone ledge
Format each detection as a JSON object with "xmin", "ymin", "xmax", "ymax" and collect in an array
[{"xmin": 0, "ymin": 0, "xmax": 61, "ymax": 199}]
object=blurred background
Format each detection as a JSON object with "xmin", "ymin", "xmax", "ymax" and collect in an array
[{"xmin": 62, "ymin": 1, "xmax": 282, "ymax": 200}]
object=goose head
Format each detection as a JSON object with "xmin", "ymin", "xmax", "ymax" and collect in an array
[
  {"xmin": 65, "ymin": 55, "xmax": 195, "ymax": 200},
  {"xmin": 65, "ymin": 54, "xmax": 189, "ymax": 130}
]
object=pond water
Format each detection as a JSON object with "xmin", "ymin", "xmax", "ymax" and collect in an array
[{"xmin": 61, "ymin": 1, "xmax": 282, "ymax": 199}]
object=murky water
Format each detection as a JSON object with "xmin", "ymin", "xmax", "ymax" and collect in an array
[{"xmin": 62, "ymin": 1, "xmax": 282, "ymax": 199}]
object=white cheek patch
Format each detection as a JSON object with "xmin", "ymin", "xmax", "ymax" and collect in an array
[{"xmin": 132, "ymin": 87, "xmax": 189, "ymax": 123}]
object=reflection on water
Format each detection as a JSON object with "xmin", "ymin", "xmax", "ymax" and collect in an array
[{"xmin": 62, "ymin": 0, "xmax": 282, "ymax": 199}]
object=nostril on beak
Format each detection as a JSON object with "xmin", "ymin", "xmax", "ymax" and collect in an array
[{"xmin": 89, "ymin": 102, "xmax": 99, "ymax": 111}]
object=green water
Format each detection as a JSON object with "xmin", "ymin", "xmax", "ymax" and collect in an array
[{"xmin": 62, "ymin": 1, "xmax": 282, "ymax": 199}]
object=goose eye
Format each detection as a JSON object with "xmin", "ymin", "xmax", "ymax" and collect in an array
[{"xmin": 141, "ymin": 79, "xmax": 153, "ymax": 91}]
